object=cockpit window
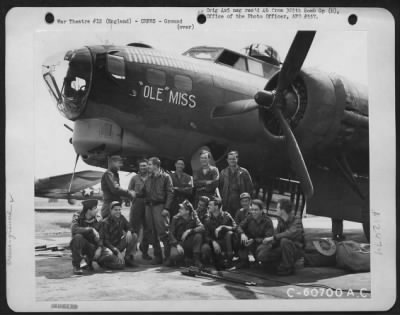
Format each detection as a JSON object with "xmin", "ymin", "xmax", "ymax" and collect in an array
[
  {"xmin": 247, "ymin": 59, "xmax": 264, "ymax": 76},
  {"xmin": 183, "ymin": 47, "xmax": 222, "ymax": 61},
  {"xmin": 107, "ymin": 53, "xmax": 126, "ymax": 79},
  {"xmin": 217, "ymin": 50, "xmax": 247, "ymax": 71}
]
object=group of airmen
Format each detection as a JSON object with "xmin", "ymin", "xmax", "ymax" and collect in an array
[{"xmin": 70, "ymin": 150, "xmax": 304, "ymax": 276}]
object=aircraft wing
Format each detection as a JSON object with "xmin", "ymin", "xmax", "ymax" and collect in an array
[{"xmin": 35, "ymin": 170, "xmax": 104, "ymax": 197}]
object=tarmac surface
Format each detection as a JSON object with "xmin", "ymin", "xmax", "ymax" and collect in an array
[{"xmin": 35, "ymin": 200, "xmax": 370, "ymax": 301}]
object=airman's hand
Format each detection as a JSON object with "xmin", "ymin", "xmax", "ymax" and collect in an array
[
  {"xmin": 91, "ymin": 228, "xmax": 100, "ymax": 241},
  {"xmin": 128, "ymin": 190, "xmax": 136, "ymax": 200},
  {"xmin": 161, "ymin": 209, "xmax": 170, "ymax": 217},
  {"xmin": 262, "ymin": 236, "xmax": 274, "ymax": 245},
  {"xmin": 93, "ymin": 247, "xmax": 102, "ymax": 260},
  {"xmin": 176, "ymin": 244, "xmax": 184, "ymax": 255},
  {"xmin": 125, "ymin": 230, "xmax": 133, "ymax": 243},
  {"xmin": 116, "ymin": 251, "xmax": 125, "ymax": 264},
  {"xmin": 215, "ymin": 226, "xmax": 221, "ymax": 238},
  {"xmin": 212, "ymin": 240, "xmax": 221, "ymax": 254},
  {"xmin": 245, "ymin": 238, "xmax": 254, "ymax": 247},
  {"xmin": 241, "ymin": 233, "xmax": 248, "ymax": 245},
  {"xmin": 181, "ymin": 229, "xmax": 191, "ymax": 242}
]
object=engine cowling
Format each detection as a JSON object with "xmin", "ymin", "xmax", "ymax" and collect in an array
[{"xmin": 260, "ymin": 68, "xmax": 368, "ymax": 162}]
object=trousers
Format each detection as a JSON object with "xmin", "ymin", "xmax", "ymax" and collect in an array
[
  {"xmin": 129, "ymin": 197, "xmax": 150, "ymax": 254},
  {"xmin": 201, "ymin": 231, "xmax": 236, "ymax": 262},
  {"xmin": 98, "ymin": 232, "xmax": 138, "ymax": 269},
  {"xmin": 170, "ymin": 233, "xmax": 203, "ymax": 261},
  {"xmin": 145, "ymin": 203, "xmax": 170, "ymax": 259},
  {"xmin": 70, "ymin": 234, "xmax": 97, "ymax": 268},
  {"xmin": 238, "ymin": 241, "xmax": 271, "ymax": 263},
  {"xmin": 257, "ymin": 238, "xmax": 303, "ymax": 269}
]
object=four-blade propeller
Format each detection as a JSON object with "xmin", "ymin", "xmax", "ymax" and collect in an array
[{"xmin": 213, "ymin": 31, "xmax": 316, "ymax": 199}]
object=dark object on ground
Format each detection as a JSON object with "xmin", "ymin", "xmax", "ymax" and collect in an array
[{"xmin": 181, "ymin": 266, "xmax": 257, "ymax": 286}]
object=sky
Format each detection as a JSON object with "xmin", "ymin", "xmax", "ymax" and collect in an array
[{"xmin": 34, "ymin": 23, "xmax": 367, "ymax": 179}]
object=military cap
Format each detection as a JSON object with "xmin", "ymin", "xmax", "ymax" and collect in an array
[
  {"xmin": 240, "ymin": 192, "xmax": 251, "ymax": 200},
  {"xmin": 179, "ymin": 199, "xmax": 194, "ymax": 212},
  {"xmin": 82, "ymin": 199, "xmax": 98, "ymax": 209},
  {"xmin": 198, "ymin": 196, "xmax": 210, "ymax": 204},
  {"xmin": 110, "ymin": 201, "xmax": 122, "ymax": 209},
  {"xmin": 109, "ymin": 155, "xmax": 123, "ymax": 161}
]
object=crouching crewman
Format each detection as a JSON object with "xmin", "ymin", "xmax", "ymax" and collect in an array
[
  {"xmin": 165, "ymin": 200, "xmax": 205, "ymax": 268},
  {"xmin": 236, "ymin": 199, "xmax": 274, "ymax": 269},
  {"xmin": 70, "ymin": 199, "xmax": 103, "ymax": 275},
  {"xmin": 99, "ymin": 201, "xmax": 138, "ymax": 269},
  {"xmin": 259, "ymin": 199, "xmax": 304, "ymax": 276},
  {"xmin": 201, "ymin": 197, "xmax": 238, "ymax": 269}
]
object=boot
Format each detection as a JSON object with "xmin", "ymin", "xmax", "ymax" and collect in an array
[
  {"xmin": 163, "ymin": 241, "xmax": 171, "ymax": 260},
  {"xmin": 151, "ymin": 256, "xmax": 163, "ymax": 265},
  {"xmin": 73, "ymin": 266, "xmax": 83, "ymax": 275},
  {"xmin": 193, "ymin": 253, "xmax": 203, "ymax": 269},
  {"xmin": 142, "ymin": 253, "xmax": 152, "ymax": 261},
  {"xmin": 277, "ymin": 264, "xmax": 295, "ymax": 276},
  {"xmin": 125, "ymin": 255, "xmax": 139, "ymax": 268},
  {"xmin": 235, "ymin": 259, "xmax": 250, "ymax": 269},
  {"xmin": 163, "ymin": 257, "xmax": 175, "ymax": 267}
]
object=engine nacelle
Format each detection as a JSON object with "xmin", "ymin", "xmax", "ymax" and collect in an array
[{"xmin": 261, "ymin": 68, "xmax": 368, "ymax": 162}]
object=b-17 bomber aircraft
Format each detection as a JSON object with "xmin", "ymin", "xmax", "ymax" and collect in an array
[
  {"xmin": 42, "ymin": 31, "xmax": 369, "ymax": 237},
  {"xmin": 35, "ymin": 170, "xmax": 104, "ymax": 205}
]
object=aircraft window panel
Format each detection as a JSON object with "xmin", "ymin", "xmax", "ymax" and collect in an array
[
  {"xmin": 248, "ymin": 59, "xmax": 264, "ymax": 76},
  {"xmin": 106, "ymin": 54, "xmax": 126, "ymax": 79},
  {"xmin": 174, "ymin": 75, "xmax": 192, "ymax": 92},
  {"xmin": 233, "ymin": 57, "xmax": 247, "ymax": 71},
  {"xmin": 217, "ymin": 51, "xmax": 247, "ymax": 72},
  {"xmin": 146, "ymin": 68, "xmax": 166, "ymax": 86}
]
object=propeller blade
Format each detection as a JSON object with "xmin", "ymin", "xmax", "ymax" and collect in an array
[
  {"xmin": 276, "ymin": 31, "xmax": 316, "ymax": 93},
  {"xmin": 68, "ymin": 153, "xmax": 80, "ymax": 194},
  {"xmin": 273, "ymin": 108, "xmax": 314, "ymax": 199},
  {"xmin": 212, "ymin": 99, "xmax": 259, "ymax": 118}
]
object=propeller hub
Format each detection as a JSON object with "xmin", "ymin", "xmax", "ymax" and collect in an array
[{"xmin": 254, "ymin": 90, "xmax": 274, "ymax": 109}]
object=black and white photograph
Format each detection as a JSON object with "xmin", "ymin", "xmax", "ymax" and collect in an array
[{"xmin": 5, "ymin": 6, "xmax": 396, "ymax": 312}]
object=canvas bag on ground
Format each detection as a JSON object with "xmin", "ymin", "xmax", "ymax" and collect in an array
[{"xmin": 336, "ymin": 240, "xmax": 370, "ymax": 272}]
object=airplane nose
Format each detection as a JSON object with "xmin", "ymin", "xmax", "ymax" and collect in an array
[{"xmin": 42, "ymin": 47, "xmax": 93, "ymax": 120}]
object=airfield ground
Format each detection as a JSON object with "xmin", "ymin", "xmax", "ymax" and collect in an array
[{"xmin": 35, "ymin": 199, "xmax": 370, "ymax": 301}]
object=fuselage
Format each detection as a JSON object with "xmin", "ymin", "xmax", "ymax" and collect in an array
[{"xmin": 42, "ymin": 44, "xmax": 369, "ymax": 182}]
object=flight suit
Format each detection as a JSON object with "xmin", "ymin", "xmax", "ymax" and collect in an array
[
  {"xmin": 259, "ymin": 214, "xmax": 304, "ymax": 272},
  {"xmin": 219, "ymin": 166, "xmax": 254, "ymax": 216},
  {"xmin": 169, "ymin": 171, "xmax": 194, "ymax": 217},
  {"xmin": 99, "ymin": 214, "xmax": 138, "ymax": 269},
  {"xmin": 169, "ymin": 212, "xmax": 205, "ymax": 262},
  {"xmin": 142, "ymin": 171, "xmax": 174, "ymax": 262},
  {"xmin": 237, "ymin": 214, "xmax": 274, "ymax": 264},
  {"xmin": 234, "ymin": 207, "xmax": 250, "ymax": 226},
  {"xmin": 100, "ymin": 169, "xmax": 131, "ymax": 218},
  {"xmin": 201, "ymin": 211, "xmax": 238, "ymax": 264},
  {"xmin": 193, "ymin": 166, "xmax": 219, "ymax": 207},
  {"xmin": 70, "ymin": 210, "xmax": 103, "ymax": 269},
  {"xmin": 128, "ymin": 173, "xmax": 150, "ymax": 255}
]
